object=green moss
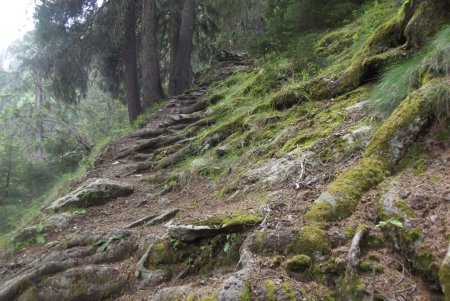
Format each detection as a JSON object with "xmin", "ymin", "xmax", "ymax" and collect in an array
[
  {"xmin": 413, "ymin": 250, "xmax": 439, "ymax": 280},
  {"xmin": 240, "ymin": 283, "xmax": 251, "ymax": 301},
  {"xmin": 358, "ymin": 260, "xmax": 384, "ymax": 273},
  {"xmin": 269, "ymin": 83, "xmax": 309, "ymax": 110},
  {"xmin": 401, "ymin": 228, "xmax": 420, "ymax": 246},
  {"xmin": 287, "ymin": 225, "xmax": 331, "ymax": 256},
  {"xmin": 310, "ymin": 157, "xmax": 387, "ymax": 222},
  {"xmin": 394, "ymin": 201, "xmax": 415, "ymax": 218},
  {"xmin": 154, "ymin": 243, "xmax": 166, "ymax": 252},
  {"xmin": 304, "ymin": 203, "xmax": 335, "ymax": 222},
  {"xmin": 399, "ymin": 144, "xmax": 428, "ymax": 175},
  {"xmin": 367, "ymin": 233, "xmax": 385, "ymax": 249},
  {"xmin": 284, "ymin": 254, "xmax": 312, "ymax": 273},
  {"xmin": 273, "ymin": 255, "xmax": 283, "ymax": 266},
  {"xmin": 281, "ymin": 282, "xmax": 296, "ymax": 301},
  {"xmin": 199, "ymin": 294, "xmax": 219, "ymax": 301},
  {"xmin": 188, "ymin": 214, "xmax": 262, "ymax": 228},
  {"xmin": 365, "ymin": 87, "xmax": 434, "ymax": 163},
  {"xmin": 264, "ymin": 279, "xmax": 277, "ymax": 301},
  {"xmin": 339, "ymin": 274, "xmax": 366, "ymax": 300},
  {"xmin": 439, "ymin": 251, "xmax": 450, "ymax": 301}
]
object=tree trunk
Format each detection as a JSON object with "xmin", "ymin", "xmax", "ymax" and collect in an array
[
  {"xmin": 168, "ymin": 0, "xmax": 196, "ymax": 96},
  {"xmin": 34, "ymin": 78, "xmax": 45, "ymax": 160},
  {"xmin": 168, "ymin": 5, "xmax": 181, "ymax": 96},
  {"xmin": 5, "ymin": 138, "xmax": 13, "ymax": 197},
  {"xmin": 142, "ymin": 0, "xmax": 163, "ymax": 109},
  {"xmin": 123, "ymin": 0, "xmax": 142, "ymax": 121}
]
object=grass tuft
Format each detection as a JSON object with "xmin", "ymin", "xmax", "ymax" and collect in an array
[{"xmin": 370, "ymin": 26, "xmax": 450, "ymax": 116}]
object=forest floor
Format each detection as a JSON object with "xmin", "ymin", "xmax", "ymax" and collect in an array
[{"xmin": 0, "ymin": 54, "xmax": 449, "ymax": 301}]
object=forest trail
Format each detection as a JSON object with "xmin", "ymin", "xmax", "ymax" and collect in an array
[
  {"xmin": 0, "ymin": 52, "xmax": 449, "ymax": 301},
  {"xmin": 0, "ymin": 53, "xmax": 263, "ymax": 300}
]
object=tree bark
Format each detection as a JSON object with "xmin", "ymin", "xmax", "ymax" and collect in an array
[
  {"xmin": 142, "ymin": 0, "xmax": 163, "ymax": 109},
  {"xmin": 34, "ymin": 78, "xmax": 45, "ymax": 160},
  {"xmin": 168, "ymin": 0, "xmax": 196, "ymax": 96},
  {"xmin": 123, "ymin": 0, "xmax": 142, "ymax": 121},
  {"xmin": 168, "ymin": 5, "xmax": 181, "ymax": 96}
]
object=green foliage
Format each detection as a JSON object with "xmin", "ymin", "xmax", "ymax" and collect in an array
[
  {"xmin": 94, "ymin": 233, "xmax": 124, "ymax": 252},
  {"xmin": 377, "ymin": 218, "xmax": 404, "ymax": 229},
  {"xmin": 264, "ymin": 0, "xmax": 366, "ymax": 46}
]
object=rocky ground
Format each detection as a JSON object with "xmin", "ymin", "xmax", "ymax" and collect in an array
[{"xmin": 0, "ymin": 52, "xmax": 449, "ymax": 301}]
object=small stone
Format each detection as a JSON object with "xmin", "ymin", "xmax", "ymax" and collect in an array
[{"xmin": 401, "ymin": 191, "xmax": 411, "ymax": 199}]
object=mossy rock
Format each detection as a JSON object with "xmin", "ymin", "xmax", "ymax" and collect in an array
[
  {"xmin": 146, "ymin": 234, "xmax": 244, "ymax": 279},
  {"xmin": 284, "ymin": 255, "xmax": 312, "ymax": 273},
  {"xmin": 248, "ymin": 229, "xmax": 296, "ymax": 256},
  {"xmin": 286, "ymin": 225, "xmax": 331, "ymax": 256}
]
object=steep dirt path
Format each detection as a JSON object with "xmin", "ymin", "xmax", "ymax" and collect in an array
[
  {"xmin": 0, "ymin": 51, "xmax": 448, "ymax": 301},
  {"xmin": 0, "ymin": 53, "xmax": 257, "ymax": 301}
]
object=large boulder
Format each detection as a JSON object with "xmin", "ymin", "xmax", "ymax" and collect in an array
[{"xmin": 46, "ymin": 178, "xmax": 133, "ymax": 212}]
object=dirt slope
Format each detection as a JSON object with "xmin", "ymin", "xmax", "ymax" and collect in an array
[{"xmin": 1, "ymin": 1, "xmax": 450, "ymax": 297}]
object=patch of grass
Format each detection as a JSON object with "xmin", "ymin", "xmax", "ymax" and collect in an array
[
  {"xmin": 369, "ymin": 26, "xmax": 450, "ymax": 116},
  {"xmin": 0, "ymin": 170, "xmax": 82, "ymax": 252}
]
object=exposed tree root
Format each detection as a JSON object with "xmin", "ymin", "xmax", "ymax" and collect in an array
[
  {"xmin": 130, "ymin": 128, "xmax": 169, "ymax": 139},
  {"xmin": 125, "ymin": 208, "xmax": 179, "ymax": 229},
  {"xmin": 0, "ymin": 259, "xmax": 78, "ymax": 301},
  {"xmin": 156, "ymin": 144, "xmax": 197, "ymax": 169},
  {"xmin": 177, "ymin": 100, "xmax": 207, "ymax": 114},
  {"xmin": 135, "ymin": 243, "xmax": 168, "ymax": 287},
  {"xmin": 347, "ymin": 226, "xmax": 367, "ymax": 271}
]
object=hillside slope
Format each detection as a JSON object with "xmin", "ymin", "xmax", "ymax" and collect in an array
[{"xmin": 1, "ymin": 0, "xmax": 450, "ymax": 300}]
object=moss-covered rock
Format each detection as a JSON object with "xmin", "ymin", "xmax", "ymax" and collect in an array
[
  {"xmin": 284, "ymin": 255, "xmax": 312, "ymax": 273},
  {"xmin": 146, "ymin": 234, "xmax": 244, "ymax": 280},
  {"xmin": 286, "ymin": 225, "xmax": 331, "ymax": 256}
]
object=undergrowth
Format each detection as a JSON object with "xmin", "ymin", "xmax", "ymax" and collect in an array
[{"xmin": 369, "ymin": 26, "xmax": 450, "ymax": 116}]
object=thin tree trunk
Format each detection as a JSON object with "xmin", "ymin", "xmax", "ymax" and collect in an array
[
  {"xmin": 169, "ymin": 0, "xmax": 196, "ymax": 96},
  {"xmin": 168, "ymin": 5, "xmax": 181, "ymax": 96},
  {"xmin": 142, "ymin": 0, "xmax": 163, "ymax": 109},
  {"xmin": 5, "ymin": 138, "xmax": 13, "ymax": 197},
  {"xmin": 34, "ymin": 78, "xmax": 45, "ymax": 160},
  {"xmin": 123, "ymin": 0, "xmax": 142, "ymax": 121}
]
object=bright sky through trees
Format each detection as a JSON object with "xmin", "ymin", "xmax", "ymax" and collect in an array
[{"xmin": 0, "ymin": 0, "xmax": 35, "ymax": 52}]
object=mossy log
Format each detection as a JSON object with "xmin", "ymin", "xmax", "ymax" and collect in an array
[{"xmin": 310, "ymin": 79, "xmax": 447, "ymax": 222}]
